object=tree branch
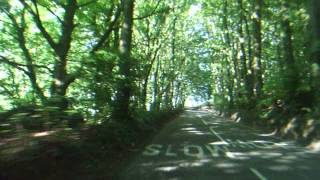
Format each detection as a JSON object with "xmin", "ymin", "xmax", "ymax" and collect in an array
[
  {"xmin": 57, "ymin": 0, "xmax": 78, "ymax": 52},
  {"xmin": 0, "ymin": 56, "xmax": 30, "ymax": 76},
  {"xmin": 78, "ymin": 0, "xmax": 96, "ymax": 8},
  {"xmin": 0, "ymin": 54, "xmax": 51, "ymax": 73},
  {"xmin": 0, "ymin": 81, "xmax": 15, "ymax": 97},
  {"xmin": 91, "ymin": 5, "xmax": 122, "ymax": 53},
  {"xmin": 145, "ymin": 42, "xmax": 162, "ymax": 79},
  {"xmin": 134, "ymin": 1, "xmax": 171, "ymax": 20},
  {"xmin": 18, "ymin": 0, "xmax": 58, "ymax": 50},
  {"xmin": 37, "ymin": 1, "xmax": 64, "ymax": 24},
  {"xmin": 134, "ymin": 8, "xmax": 171, "ymax": 20},
  {"xmin": 52, "ymin": 0, "xmax": 66, "ymax": 9}
]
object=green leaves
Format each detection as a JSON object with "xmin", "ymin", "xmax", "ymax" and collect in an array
[{"xmin": 0, "ymin": 0, "xmax": 318, "ymax": 129}]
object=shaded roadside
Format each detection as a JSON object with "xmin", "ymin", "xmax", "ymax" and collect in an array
[{"xmin": 0, "ymin": 108, "xmax": 182, "ymax": 180}]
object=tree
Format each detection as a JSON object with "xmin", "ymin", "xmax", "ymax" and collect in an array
[
  {"xmin": 251, "ymin": 0, "xmax": 263, "ymax": 100},
  {"xmin": 280, "ymin": 1, "xmax": 299, "ymax": 102},
  {"xmin": 310, "ymin": 0, "xmax": 320, "ymax": 111},
  {"xmin": 112, "ymin": 0, "xmax": 135, "ymax": 121}
]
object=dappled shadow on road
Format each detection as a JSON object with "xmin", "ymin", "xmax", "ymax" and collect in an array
[
  {"xmin": 121, "ymin": 141, "xmax": 320, "ymax": 180},
  {"xmin": 119, "ymin": 110, "xmax": 320, "ymax": 180}
]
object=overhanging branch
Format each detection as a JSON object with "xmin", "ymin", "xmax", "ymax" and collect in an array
[
  {"xmin": 0, "ymin": 56, "xmax": 30, "ymax": 75},
  {"xmin": 18, "ymin": 0, "xmax": 58, "ymax": 50},
  {"xmin": 134, "ymin": 1, "xmax": 171, "ymax": 20},
  {"xmin": 0, "ymin": 55, "xmax": 53, "ymax": 74},
  {"xmin": 78, "ymin": 0, "xmax": 96, "ymax": 8},
  {"xmin": 91, "ymin": 5, "xmax": 122, "ymax": 53},
  {"xmin": 37, "ymin": 1, "xmax": 64, "ymax": 24}
]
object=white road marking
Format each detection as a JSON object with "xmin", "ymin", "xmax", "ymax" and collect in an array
[
  {"xmin": 250, "ymin": 168, "xmax": 268, "ymax": 180},
  {"xmin": 200, "ymin": 112, "xmax": 268, "ymax": 180},
  {"xmin": 201, "ymin": 119, "xmax": 224, "ymax": 142},
  {"xmin": 200, "ymin": 119, "xmax": 234, "ymax": 158},
  {"xmin": 236, "ymin": 140, "xmax": 251, "ymax": 149},
  {"xmin": 200, "ymin": 118, "xmax": 208, "ymax": 125},
  {"xmin": 165, "ymin": 144, "xmax": 177, "ymax": 157},
  {"xmin": 209, "ymin": 126, "xmax": 226, "ymax": 143},
  {"xmin": 184, "ymin": 145, "xmax": 204, "ymax": 158},
  {"xmin": 205, "ymin": 144, "xmax": 220, "ymax": 157},
  {"xmin": 143, "ymin": 144, "xmax": 162, "ymax": 156}
]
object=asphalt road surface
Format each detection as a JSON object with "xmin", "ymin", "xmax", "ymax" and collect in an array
[{"xmin": 116, "ymin": 109, "xmax": 320, "ymax": 180}]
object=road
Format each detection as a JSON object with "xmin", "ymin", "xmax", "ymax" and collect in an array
[{"xmin": 116, "ymin": 109, "xmax": 320, "ymax": 180}]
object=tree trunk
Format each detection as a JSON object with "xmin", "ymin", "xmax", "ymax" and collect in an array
[
  {"xmin": 113, "ymin": 0, "xmax": 135, "ymax": 121},
  {"xmin": 237, "ymin": 0, "xmax": 248, "ymax": 93},
  {"xmin": 141, "ymin": 49, "xmax": 160, "ymax": 110},
  {"xmin": 244, "ymin": 13, "xmax": 254, "ymax": 99},
  {"xmin": 309, "ymin": 0, "xmax": 320, "ymax": 108},
  {"xmin": 141, "ymin": 77, "xmax": 149, "ymax": 110},
  {"xmin": 50, "ymin": 0, "xmax": 78, "ymax": 98},
  {"xmin": 18, "ymin": 0, "xmax": 78, "ymax": 107},
  {"xmin": 226, "ymin": 63, "xmax": 234, "ymax": 108},
  {"xmin": 252, "ymin": 0, "xmax": 263, "ymax": 99},
  {"xmin": 232, "ymin": 42, "xmax": 241, "ymax": 99},
  {"xmin": 281, "ymin": 1, "xmax": 298, "ymax": 99},
  {"xmin": 152, "ymin": 58, "xmax": 161, "ymax": 112},
  {"xmin": 164, "ymin": 14, "xmax": 177, "ymax": 110}
]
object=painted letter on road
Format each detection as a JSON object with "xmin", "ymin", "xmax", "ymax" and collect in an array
[
  {"xmin": 166, "ymin": 145, "xmax": 177, "ymax": 157},
  {"xmin": 205, "ymin": 144, "xmax": 220, "ymax": 157},
  {"xmin": 184, "ymin": 145, "xmax": 204, "ymax": 158},
  {"xmin": 143, "ymin": 144, "xmax": 163, "ymax": 156}
]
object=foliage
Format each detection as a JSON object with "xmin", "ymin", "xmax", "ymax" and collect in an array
[
  {"xmin": 1, "ymin": 0, "xmax": 320, "ymax": 179},
  {"xmin": 0, "ymin": 0, "xmax": 319, "ymax": 149}
]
